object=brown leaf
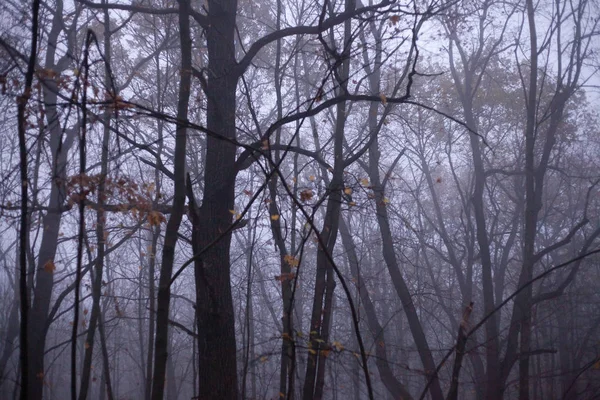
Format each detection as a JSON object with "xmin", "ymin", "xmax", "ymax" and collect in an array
[
  {"xmin": 300, "ymin": 189, "xmax": 314, "ymax": 202},
  {"xmin": 43, "ymin": 260, "xmax": 56, "ymax": 274}
]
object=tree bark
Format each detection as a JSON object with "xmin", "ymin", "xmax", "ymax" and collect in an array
[
  {"xmin": 191, "ymin": 0, "xmax": 239, "ymax": 398},
  {"xmin": 150, "ymin": 1, "xmax": 191, "ymax": 398}
]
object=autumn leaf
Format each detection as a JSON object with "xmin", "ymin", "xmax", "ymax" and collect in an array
[
  {"xmin": 344, "ymin": 187, "xmax": 353, "ymax": 195},
  {"xmin": 43, "ymin": 260, "xmax": 56, "ymax": 274},
  {"xmin": 300, "ymin": 189, "xmax": 314, "ymax": 202},
  {"xmin": 379, "ymin": 93, "xmax": 387, "ymax": 105},
  {"xmin": 389, "ymin": 15, "xmax": 400, "ymax": 25},
  {"xmin": 382, "ymin": 197, "xmax": 390, "ymax": 204},
  {"xmin": 332, "ymin": 340, "xmax": 344, "ymax": 351},
  {"xmin": 271, "ymin": 214, "xmax": 280, "ymax": 221},
  {"xmin": 284, "ymin": 254, "xmax": 300, "ymax": 267},
  {"xmin": 360, "ymin": 178, "xmax": 369, "ymax": 186},
  {"xmin": 147, "ymin": 210, "xmax": 166, "ymax": 226},
  {"xmin": 308, "ymin": 175, "xmax": 316, "ymax": 182},
  {"xmin": 274, "ymin": 272, "xmax": 296, "ymax": 282},
  {"xmin": 84, "ymin": 341, "xmax": 90, "ymax": 349}
]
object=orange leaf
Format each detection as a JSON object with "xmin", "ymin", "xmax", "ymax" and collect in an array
[{"xmin": 274, "ymin": 272, "xmax": 296, "ymax": 282}]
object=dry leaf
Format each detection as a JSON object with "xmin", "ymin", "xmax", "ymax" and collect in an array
[{"xmin": 43, "ymin": 260, "xmax": 56, "ymax": 274}]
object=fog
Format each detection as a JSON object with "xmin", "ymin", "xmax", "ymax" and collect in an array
[{"xmin": 0, "ymin": 0, "xmax": 599, "ymax": 399}]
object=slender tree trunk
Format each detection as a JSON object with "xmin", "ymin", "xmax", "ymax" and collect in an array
[
  {"xmin": 79, "ymin": 11, "xmax": 113, "ymax": 398},
  {"xmin": 339, "ymin": 217, "xmax": 414, "ymax": 400},
  {"xmin": 151, "ymin": 1, "xmax": 191, "ymax": 398},
  {"xmin": 27, "ymin": 2, "xmax": 78, "ymax": 395}
]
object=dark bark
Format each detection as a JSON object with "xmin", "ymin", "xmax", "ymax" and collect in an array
[
  {"xmin": 302, "ymin": 1, "xmax": 354, "ymax": 395},
  {"xmin": 150, "ymin": 0, "xmax": 191, "ymax": 398},
  {"xmin": 191, "ymin": 0, "xmax": 239, "ymax": 398},
  {"xmin": 17, "ymin": 0, "xmax": 41, "ymax": 397},
  {"xmin": 26, "ymin": 1, "xmax": 78, "ymax": 398},
  {"xmin": 78, "ymin": 11, "xmax": 113, "ymax": 398},
  {"xmin": 446, "ymin": 302, "xmax": 473, "ymax": 400}
]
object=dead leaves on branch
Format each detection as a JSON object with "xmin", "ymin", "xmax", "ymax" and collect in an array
[{"xmin": 66, "ymin": 174, "xmax": 165, "ymax": 226}]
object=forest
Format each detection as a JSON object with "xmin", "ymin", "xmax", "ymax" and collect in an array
[{"xmin": 0, "ymin": 0, "xmax": 599, "ymax": 399}]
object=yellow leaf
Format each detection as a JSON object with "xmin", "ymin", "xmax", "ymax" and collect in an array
[
  {"xmin": 271, "ymin": 214, "xmax": 280, "ymax": 221},
  {"xmin": 383, "ymin": 197, "xmax": 390, "ymax": 204},
  {"xmin": 308, "ymin": 175, "xmax": 316, "ymax": 182},
  {"xmin": 349, "ymin": 201, "xmax": 356, "ymax": 207},
  {"xmin": 43, "ymin": 260, "xmax": 56, "ymax": 274},
  {"xmin": 284, "ymin": 254, "xmax": 300, "ymax": 267},
  {"xmin": 379, "ymin": 93, "xmax": 387, "ymax": 105},
  {"xmin": 360, "ymin": 178, "xmax": 369, "ymax": 186},
  {"xmin": 229, "ymin": 209, "xmax": 236, "ymax": 214},
  {"xmin": 332, "ymin": 341, "xmax": 344, "ymax": 351},
  {"xmin": 344, "ymin": 187, "xmax": 352, "ymax": 195},
  {"xmin": 308, "ymin": 349, "xmax": 317, "ymax": 355},
  {"xmin": 260, "ymin": 356, "xmax": 268, "ymax": 363}
]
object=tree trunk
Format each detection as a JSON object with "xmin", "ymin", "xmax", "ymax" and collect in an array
[
  {"xmin": 150, "ymin": 1, "xmax": 191, "ymax": 398},
  {"xmin": 192, "ymin": 0, "xmax": 239, "ymax": 398},
  {"xmin": 339, "ymin": 217, "xmax": 414, "ymax": 400}
]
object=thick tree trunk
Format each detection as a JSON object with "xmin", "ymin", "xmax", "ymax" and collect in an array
[{"xmin": 192, "ymin": 0, "xmax": 239, "ymax": 398}]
